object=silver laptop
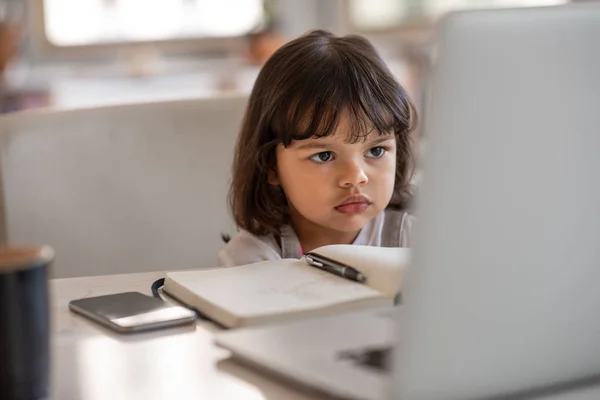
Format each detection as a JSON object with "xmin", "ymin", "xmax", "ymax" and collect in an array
[{"xmin": 215, "ymin": 5, "xmax": 600, "ymax": 400}]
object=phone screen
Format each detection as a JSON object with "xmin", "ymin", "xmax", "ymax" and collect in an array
[{"xmin": 69, "ymin": 292, "xmax": 197, "ymax": 333}]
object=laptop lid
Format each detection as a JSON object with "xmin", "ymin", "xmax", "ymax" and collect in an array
[{"xmin": 391, "ymin": 5, "xmax": 600, "ymax": 400}]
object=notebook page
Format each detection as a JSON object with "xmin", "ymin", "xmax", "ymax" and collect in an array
[
  {"xmin": 166, "ymin": 259, "xmax": 383, "ymax": 321},
  {"xmin": 309, "ymin": 245, "xmax": 411, "ymax": 298}
]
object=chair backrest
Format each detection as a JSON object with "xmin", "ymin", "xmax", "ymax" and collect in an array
[{"xmin": 0, "ymin": 95, "xmax": 248, "ymax": 278}]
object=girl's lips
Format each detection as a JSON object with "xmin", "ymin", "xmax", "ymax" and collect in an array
[
  {"xmin": 335, "ymin": 202, "xmax": 371, "ymax": 214},
  {"xmin": 335, "ymin": 195, "xmax": 372, "ymax": 214}
]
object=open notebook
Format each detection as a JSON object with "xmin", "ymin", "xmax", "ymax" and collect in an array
[{"xmin": 163, "ymin": 245, "xmax": 410, "ymax": 328}]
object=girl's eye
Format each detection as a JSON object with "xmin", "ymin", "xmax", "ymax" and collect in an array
[
  {"xmin": 310, "ymin": 151, "xmax": 334, "ymax": 163},
  {"xmin": 365, "ymin": 146, "xmax": 386, "ymax": 159}
]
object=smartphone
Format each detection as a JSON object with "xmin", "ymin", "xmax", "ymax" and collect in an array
[{"xmin": 69, "ymin": 292, "xmax": 197, "ymax": 333}]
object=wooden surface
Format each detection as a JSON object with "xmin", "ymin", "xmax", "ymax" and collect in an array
[{"xmin": 50, "ymin": 271, "xmax": 322, "ymax": 400}]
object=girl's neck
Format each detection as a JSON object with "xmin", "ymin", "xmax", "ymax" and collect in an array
[{"xmin": 290, "ymin": 218, "xmax": 360, "ymax": 253}]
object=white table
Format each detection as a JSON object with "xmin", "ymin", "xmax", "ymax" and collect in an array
[
  {"xmin": 50, "ymin": 272, "xmax": 320, "ymax": 400},
  {"xmin": 50, "ymin": 272, "xmax": 600, "ymax": 400}
]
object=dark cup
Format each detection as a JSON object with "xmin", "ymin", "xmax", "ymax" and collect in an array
[{"xmin": 0, "ymin": 246, "xmax": 54, "ymax": 400}]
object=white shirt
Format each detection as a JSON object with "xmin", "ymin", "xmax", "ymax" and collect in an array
[{"xmin": 217, "ymin": 209, "xmax": 414, "ymax": 267}]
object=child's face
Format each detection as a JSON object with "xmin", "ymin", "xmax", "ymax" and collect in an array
[{"xmin": 270, "ymin": 115, "xmax": 397, "ymax": 237}]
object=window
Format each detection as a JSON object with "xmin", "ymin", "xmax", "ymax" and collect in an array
[
  {"xmin": 43, "ymin": 0, "xmax": 265, "ymax": 47},
  {"xmin": 348, "ymin": 0, "xmax": 568, "ymax": 31}
]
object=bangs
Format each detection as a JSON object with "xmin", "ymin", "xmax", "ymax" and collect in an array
[{"xmin": 267, "ymin": 53, "xmax": 414, "ymax": 146}]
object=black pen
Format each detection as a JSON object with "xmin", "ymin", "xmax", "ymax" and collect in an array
[{"xmin": 304, "ymin": 252, "xmax": 367, "ymax": 283}]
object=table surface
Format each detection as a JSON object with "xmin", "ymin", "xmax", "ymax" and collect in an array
[
  {"xmin": 51, "ymin": 271, "xmax": 323, "ymax": 400},
  {"xmin": 51, "ymin": 271, "xmax": 600, "ymax": 400}
]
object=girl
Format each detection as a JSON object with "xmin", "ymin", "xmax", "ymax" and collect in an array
[{"xmin": 218, "ymin": 30, "xmax": 417, "ymax": 267}]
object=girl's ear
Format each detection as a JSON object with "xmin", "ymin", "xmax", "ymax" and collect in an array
[{"xmin": 268, "ymin": 169, "xmax": 280, "ymax": 185}]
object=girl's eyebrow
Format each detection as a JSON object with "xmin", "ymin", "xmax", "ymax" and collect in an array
[
  {"xmin": 368, "ymin": 136, "xmax": 395, "ymax": 146},
  {"xmin": 293, "ymin": 141, "xmax": 334, "ymax": 150},
  {"xmin": 293, "ymin": 135, "xmax": 394, "ymax": 150}
]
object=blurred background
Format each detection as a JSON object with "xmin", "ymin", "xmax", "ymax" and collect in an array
[
  {"xmin": 0, "ymin": 0, "xmax": 588, "ymax": 115},
  {"xmin": 0, "ymin": 0, "xmax": 597, "ymax": 279}
]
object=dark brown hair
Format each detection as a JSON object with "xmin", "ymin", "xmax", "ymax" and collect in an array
[{"xmin": 229, "ymin": 30, "xmax": 417, "ymax": 236}]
